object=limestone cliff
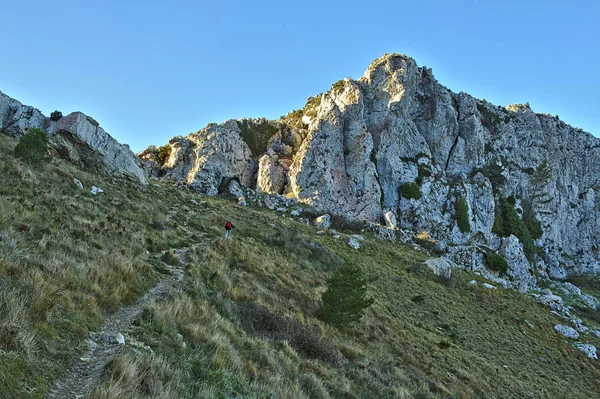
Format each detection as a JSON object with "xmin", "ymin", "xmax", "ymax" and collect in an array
[
  {"xmin": 0, "ymin": 91, "xmax": 147, "ymax": 184},
  {"xmin": 142, "ymin": 54, "xmax": 600, "ymax": 282}
]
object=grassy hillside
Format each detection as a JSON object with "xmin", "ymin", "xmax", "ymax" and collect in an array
[{"xmin": 0, "ymin": 133, "xmax": 599, "ymax": 398}]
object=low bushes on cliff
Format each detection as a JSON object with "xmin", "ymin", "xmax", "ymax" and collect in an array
[
  {"xmin": 399, "ymin": 182, "xmax": 422, "ymax": 200},
  {"xmin": 484, "ymin": 253, "xmax": 509, "ymax": 275},
  {"xmin": 492, "ymin": 196, "xmax": 536, "ymax": 261}
]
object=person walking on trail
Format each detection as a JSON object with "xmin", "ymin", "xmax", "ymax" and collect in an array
[{"xmin": 224, "ymin": 221, "xmax": 234, "ymax": 238}]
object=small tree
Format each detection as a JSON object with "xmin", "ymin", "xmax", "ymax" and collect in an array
[
  {"xmin": 50, "ymin": 110, "xmax": 63, "ymax": 121},
  {"xmin": 399, "ymin": 182, "xmax": 422, "ymax": 200},
  {"xmin": 318, "ymin": 263, "xmax": 373, "ymax": 327},
  {"xmin": 455, "ymin": 196, "xmax": 470, "ymax": 233},
  {"xmin": 14, "ymin": 128, "xmax": 49, "ymax": 165},
  {"xmin": 485, "ymin": 253, "xmax": 509, "ymax": 275}
]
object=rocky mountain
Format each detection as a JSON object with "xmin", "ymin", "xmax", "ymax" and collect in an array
[
  {"xmin": 0, "ymin": 91, "xmax": 147, "ymax": 184},
  {"xmin": 140, "ymin": 53, "xmax": 600, "ymax": 283}
]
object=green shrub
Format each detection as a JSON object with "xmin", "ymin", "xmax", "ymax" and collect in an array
[
  {"xmin": 155, "ymin": 144, "xmax": 171, "ymax": 165},
  {"xmin": 455, "ymin": 196, "xmax": 470, "ymax": 233},
  {"xmin": 318, "ymin": 263, "xmax": 373, "ymax": 327},
  {"xmin": 50, "ymin": 110, "xmax": 62, "ymax": 121},
  {"xmin": 399, "ymin": 182, "xmax": 422, "ymax": 200},
  {"xmin": 14, "ymin": 128, "xmax": 49, "ymax": 165},
  {"xmin": 522, "ymin": 200, "xmax": 543, "ymax": 240},
  {"xmin": 485, "ymin": 253, "xmax": 509, "ymax": 275},
  {"xmin": 236, "ymin": 120, "xmax": 278, "ymax": 157},
  {"xmin": 416, "ymin": 166, "xmax": 432, "ymax": 185},
  {"xmin": 492, "ymin": 197, "xmax": 535, "ymax": 261}
]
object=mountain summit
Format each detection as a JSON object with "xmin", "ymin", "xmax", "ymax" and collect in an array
[{"xmin": 140, "ymin": 53, "xmax": 600, "ymax": 283}]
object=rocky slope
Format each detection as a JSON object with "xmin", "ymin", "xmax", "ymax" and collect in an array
[
  {"xmin": 0, "ymin": 91, "xmax": 147, "ymax": 184},
  {"xmin": 141, "ymin": 54, "xmax": 600, "ymax": 283}
]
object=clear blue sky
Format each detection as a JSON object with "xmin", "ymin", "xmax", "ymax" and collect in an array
[{"xmin": 1, "ymin": 1, "xmax": 598, "ymax": 152}]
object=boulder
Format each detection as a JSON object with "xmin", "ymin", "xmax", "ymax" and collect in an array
[
  {"xmin": 424, "ymin": 258, "xmax": 454, "ymax": 279},
  {"xmin": 482, "ymin": 283, "xmax": 497, "ymax": 289},
  {"xmin": 315, "ymin": 214, "xmax": 331, "ymax": 229},
  {"xmin": 575, "ymin": 343, "xmax": 597, "ymax": 360},
  {"xmin": 384, "ymin": 211, "xmax": 398, "ymax": 230},
  {"xmin": 348, "ymin": 237, "xmax": 360, "ymax": 249},
  {"xmin": 90, "ymin": 186, "xmax": 104, "ymax": 195},
  {"xmin": 554, "ymin": 325, "xmax": 579, "ymax": 340},
  {"xmin": 73, "ymin": 178, "xmax": 84, "ymax": 190}
]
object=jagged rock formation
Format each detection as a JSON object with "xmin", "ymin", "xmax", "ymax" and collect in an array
[
  {"xmin": 0, "ymin": 91, "xmax": 147, "ymax": 184},
  {"xmin": 140, "ymin": 54, "xmax": 600, "ymax": 282}
]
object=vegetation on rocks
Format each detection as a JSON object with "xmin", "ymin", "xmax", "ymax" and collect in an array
[
  {"xmin": 455, "ymin": 196, "xmax": 470, "ymax": 233},
  {"xmin": 50, "ymin": 110, "xmax": 63, "ymax": 121},
  {"xmin": 484, "ymin": 253, "xmax": 509, "ymax": 275},
  {"xmin": 492, "ymin": 196, "xmax": 536, "ymax": 261},
  {"xmin": 154, "ymin": 144, "xmax": 171, "ymax": 166},
  {"xmin": 236, "ymin": 119, "xmax": 278, "ymax": 157},
  {"xmin": 399, "ymin": 182, "xmax": 422, "ymax": 200}
]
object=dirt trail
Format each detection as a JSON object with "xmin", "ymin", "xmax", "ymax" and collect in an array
[{"xmin": 46, "ymin": 248, "xmax": 191, "ymax": 399}]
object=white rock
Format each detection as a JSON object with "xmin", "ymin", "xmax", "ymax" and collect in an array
[
  {"xmin": 575, "ymin": 343, "xmax": 597, "ymax": 359},
  {"xmin": 424, "ymin": 258, "xmax": 455, "ymax": 279},
  {"xmin": 580, "ymin": 294, "xmax": 599, "ymax": 310},
  {"xmin": 384, "ymin": 211, "xmax": 398, "ymax": 230},
  {"xmin": 525, "ymin": 320, "xmax": 534, "ymax": 328},
  {"xmin": 482, "ymin": 283, "xmax": 497, "ymax": 289},
  {"xmin": 468, "ymin": 280, "xmax": 478, "ymax": 286},
  {"xmin": 554, "ymin": 325, "xmax": 579, "ymax": 340},
  {"xmin": 237, "ymin": 196, "xmax": 247, "ymax": 206},
  {"xmin": 351, "ymin": 234, "xmax": 365, "ymax": 241},
  {"xmin": 90, "ymin": 186, "xmax": 104, "ymax": 195},
  {"xmin": 348, "ymin": 237, "xmax": 360, "ymax": 249},
  {"xmin": 116, "ymin": 333, "xmax": 125, "ymax": 345},
  {"xmin": 315, "ymin": 214, "xmax": 331, "ymax": 229},
  {"xmin": 73, "ymin": 178, "xmax": 84, "ymax": 190},
  {"xmin": 290, "ymin": 209, "xmax": 301, "ymax": 217},
  {"xmin": 276, "ymin": 207, "xmax": 287, "ymax": 213}
]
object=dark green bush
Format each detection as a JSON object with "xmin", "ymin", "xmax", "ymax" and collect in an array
[
  {"xmin": 236, "ymin": 120, "xmax": 278, "ymax": 157},
  {"xmin": 485, "ymin": 253, "xmax": 509, "ymax": 275},
  {"xmin": 416, "ymin": 166, "xmax": 432, "ymax": 185},
  {"xmin": 522, "ymin": 200, "xmax": 543, "ymax": 240},
  {"xmin": 319, "ymin": 263, "xmax": 373, "ymax": 327},
  {"xmin": 492, "ymin": 197, "xmax": 535, "ymax": 261},
  {"xmin": 399, "ymin": 182, "xmax": 422, "ymax": 200},
  {"xmin": 14, "ymin": 128, "xmax": 49, "ymax": 165},
  {"xmin": 155, "ymin": 145, "xmax": 171, "ymax": 165},
  {"xmin": 50, "ymin": 110, "xmax": 62, "ymax": 121},
  {"xmin": 329, "ymin": 214, "xmax": 366, "ymax": 233},
  {"xmin": 455, "ymin": 196, "xmax": 470, "ymax": 233}
]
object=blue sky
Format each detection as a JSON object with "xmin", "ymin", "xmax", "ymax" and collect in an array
[{"xmin": 1, "ymin": 0, "xmax": 599, "ymax": 152}]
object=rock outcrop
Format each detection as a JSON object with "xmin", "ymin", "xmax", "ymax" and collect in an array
[
  {"xmin": 0, "ymin": 91, "xmax": 147, "ymax": 184},
  {"xmin": 141, "ymin": 53, "xmax": 600, "ymax": 281}
]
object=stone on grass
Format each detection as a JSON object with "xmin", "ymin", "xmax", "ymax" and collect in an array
[
  {"xmin": 73, "ymin": 178, "xmax": 84, "ymax": 190},
  {"xmin": 348, "ymin": 237, "xmax": 360, "ymax": 249},
  {"xmin": 554, "ymin": 325, "xmax": 579, "ymax": 340},
  {"xmin": 575, "ymin": 343, "xmax": 597, "ymax": 359},
  {"xmin": 90, "ymin": 186, "xmax": 104, "ymax": 195},
  {"xmin": 315, "ymin": 214, "xmax": 331, "ymax": 229},
  {"xmin": 237, "ymin": 196, "xmax": 247, "ymax": 206},
  {"xmin": 116, "ymin": 333, "xmax": 125, "ymax": 345},
  {"xmin": 482, "ymin": 283, "xmax": 497, "ymax": 289},
  {"xmin": 424, "ymin": 258, "xmax": 454, "ymax": 279}
]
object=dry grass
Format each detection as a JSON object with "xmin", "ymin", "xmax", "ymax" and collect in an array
[{"xmin": 1, "ymin": 132, "xmax": 600, "ymax": 398}]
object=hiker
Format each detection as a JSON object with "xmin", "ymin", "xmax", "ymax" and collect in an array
[{"xmin": 224, "ymin": 221, "xmax": 234, "ymax": 238}]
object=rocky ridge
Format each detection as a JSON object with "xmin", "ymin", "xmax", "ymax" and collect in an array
[
  {"xmin": 0, "ymin": 91, "xmax": 147, "ymax": 184},
  {"xmin": 140, "ymin": 53, "xmax": 600, "ymax": 287}
]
